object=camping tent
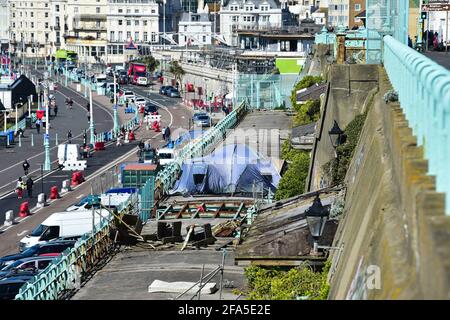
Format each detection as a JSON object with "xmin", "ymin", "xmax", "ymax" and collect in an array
[{"xmin": 170, "ymin": 144, "xmax": 280, "ymax": 196}]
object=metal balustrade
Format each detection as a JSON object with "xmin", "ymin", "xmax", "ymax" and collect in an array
[{"xmin": 383, "ymin": 35, "xmax": 450, "ymax": 214}]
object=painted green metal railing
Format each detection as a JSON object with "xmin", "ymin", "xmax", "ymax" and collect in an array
[
  {"xmin": 155, "ymin": 99, "xmax": 249, "ymax": 194},
  {"xmin": 383, "ymin": 35, "xmax": 450, "ymax": 214}
]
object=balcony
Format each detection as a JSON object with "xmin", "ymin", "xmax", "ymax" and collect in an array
[{"xmin": 74, "ymin": 14, "xmax": 107, "ymax": 22}]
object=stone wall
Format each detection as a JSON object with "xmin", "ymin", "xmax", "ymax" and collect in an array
[{"xmin": 327, "ymin": 66, "xmax": 450, "ymax": 299}]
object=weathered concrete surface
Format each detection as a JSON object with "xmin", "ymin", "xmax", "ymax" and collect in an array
[
  {"xmin": 327, "ymin": 66, "xmax": 449, "ymax": 299},
  {"xmin": 306, "ymin": 64, "xmax": 379, "ymax": 191}
]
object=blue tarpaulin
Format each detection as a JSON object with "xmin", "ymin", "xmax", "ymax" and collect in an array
[{"xmin": 170, "ymin": 144, "xmax": 281, "ymax": 196}]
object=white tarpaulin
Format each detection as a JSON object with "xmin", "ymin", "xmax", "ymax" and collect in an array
[{"xmin": 148, "ymin": 280, "xmax": 217, "ymax": 294}]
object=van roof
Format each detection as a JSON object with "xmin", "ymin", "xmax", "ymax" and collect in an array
[{"xmin": 42, "ymin": 210, "xmax": 111, "ymax": 226}]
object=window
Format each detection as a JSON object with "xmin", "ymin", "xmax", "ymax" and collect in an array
[
  {"xmin": 355, "ymin": 4, "xmax": 361, "ymax": 11},
  {"xmin": 151, "ymin": 33, "xmax": 156, "ymax": 42},
  {"xmin": 151, "ymin": 9, "xmax": 155, "ymax": 13},
  {"xmin": 143, "ymin": 32, "xmax": 148, "ymax": 42},
  {"xmin": 96, "ymin": 32, "xmax": 101, "ymax": 39},
  {"xmin": 38, "ymin": 260, "xmax": 51, "ymax": 270},
  {"xmin": 45, "ymin": 12, "xmax": 48, "ymax": 18},
  {"xmin": 55, "ymin": 4, "xmax": 59, "ymax": 12},
  {"xmin": 118, "ymin": 31, "xmax": 123, "ymax": 41},
  {"xmin": 135, "ymin": 32, "xmax": 139, "ymax": 41},
  {"xmin": 118, "ymin": 20, "xmax": 123, "ymax": 26},
  {"xmin": 126, "ymin": 20, "xmax": 131, "ymax": 26},
  {"xmin": 74, "ymin": 7, "xmax": 78, "ymax": 13},
  {"xmin": 30, "ymin": 12, "xmax": 33, "ymax": 17},
  {"xmin": 203, "ymin": 35, "xmax": 206, "ymax": 42},
  {"xmin": 118, "ymin": 8, "xmax": 123, "ymax": 13},
  {"xmin": 96, "ymin": 7, "xmax": 100, "ymax": 14},
  {"xmin": 31, "ymin": 22, "xmax": 34, "ymax": 28},
  {"xmin": 96, "ymin": 20, "xmax": 101, "ymax": 27},
  {"xmin": 184, "ymin": 25, "xmax": 187, "ymax": 31},
  {"xmin": 127, "ymin": 31, "xmax": 131, "ymax": 39},
  {"xmin": 110, "ymin": 31, "xmax": 115, "ymax": 42},
  {"xmin": 202, "ymin": 25, "xmax": 206, "ymax": 32},
  {"xmin": 135, "ymin": 20, "xmax": 139, "ymax": 26},
  {"xmin": 135, "ymin": 9, "xmax": 139, "ymax": 13},
  {"xmin": 143, "ymin": 20, "xmax": 147, "ymax": 26},
  {"xmin": 19, "ymin": 262, "xmax": 36, "ymax": 270}
]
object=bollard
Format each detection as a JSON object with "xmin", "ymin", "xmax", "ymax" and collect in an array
[
  {"xmin": 55, "ymin": 133, "xmax": 58, "ymax": 145},
  {"xmin": 61, "ymin": 179, "xmax": 71, "ymax": 193},
  {"xmin": 19, "ymin": 134, "xmax": 22, "ymax": 147},
  {"xmin": 71, "ymin": 171, "xmax": 80, "ymax": 187},
  {"xmin": 19, "ymin": 202, "xmax": 30, "ymax": 217},
  {"xmin": 31, "ymin": 133, "xmax": 34, "ymax": 147},
  {"xmin": 49, "ymin": 186, "xmax": 60, "ymax": 199},
  {"xmin": 36, "ymin": 193, "xmax": 46, "ymax": 208},
  {"xmin": 4, "ymin": 210, "xmax": 14, "ymax": 226}
]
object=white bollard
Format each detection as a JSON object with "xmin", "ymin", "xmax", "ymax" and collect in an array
[
  {"xmin": 37, "ymin": 193, "xmax": 46, "ymax": 208},
  {"xmin": 61, "ymin": 179, "xmax": 71, "ymax": 193},
  {"xmin": 4, "ymin": 210, "xmax": 14, "ymax": 226}
]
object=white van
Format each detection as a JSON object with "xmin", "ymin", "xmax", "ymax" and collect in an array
[
  {"xmin": 65, "ymin": 194, "xmax": 131, "ymax": 212},
  {"xmin": 19, "ymin": 209, "xmax": 112, "ymax": 251},
  {"xmin": 57, "ymin": 144, "xmax": 81, "ymax": 166},
  {"xmin": 157, "ymin": 148, "xmax": 176, "ymax": 166}
]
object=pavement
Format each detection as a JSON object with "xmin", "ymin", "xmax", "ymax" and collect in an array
[
  {"xmin": 0, "ymin": 64, "xmax": 194, "ymax": 257},
  {"xmin": 423, "ymin": 51, "xmax": 450, "ymax": 70}
]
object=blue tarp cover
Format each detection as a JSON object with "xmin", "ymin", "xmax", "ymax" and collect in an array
[{"xmin": 170, "ymin": 144, "xmax": 281, "ymax": 196}]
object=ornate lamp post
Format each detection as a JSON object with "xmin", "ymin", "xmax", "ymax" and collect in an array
[
  {"xmin": 113, "ymin": 72, "xmax": 119, "ymax": 133},
  {"xmin": 43, "ymin": 72, "xmax": 51, "ymax": 171},
  {"xmin": 89, "ymin": 88, "xmax": 95, "ymax": 145},
  {"xmin": 328, "ymin": 120, "xmax": 344, "ymax": 157},
  {"xmin": 305, "ymin": 194, "xmax": 330, "ymax": 255}
]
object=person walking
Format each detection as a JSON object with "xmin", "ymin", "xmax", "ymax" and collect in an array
[
  {"xmin": 54, "ymin": 104, "xmax": 58, "ymax": 117},
  {"xmin": 26, "ymin": 177, "xmax": 34, "ymax": 198},
  {"xmin": 165, "ymin": 126, "xmax": 171, "ymax": 142},
  {"xmin": 22, "ymin": 160, "xmax": 30, "ymax": 175},
  {"xmin": 67, "ymin": 130, "xmax": 73, "ymax": 144},
  {"xmin": 16, "ymin": 177, "xmax": 25, "ymax": 199},
  {"xmin": 35, "ymin": 119, "xmax": 41, "ymax": 134}
]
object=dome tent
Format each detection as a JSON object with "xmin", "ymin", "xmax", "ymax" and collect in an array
[{"xmin": 170, "ymin": 144, "xmax": 281, "ymax": 196}]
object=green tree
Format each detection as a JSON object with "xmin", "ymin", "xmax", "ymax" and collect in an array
[
  {"xmin": 139, "ymin": 55, "xmax": 159, "ymax": 73},
  {"xmin": 275, "ymin": 151, "xmax": 311, "ymax": 200},
  {"xmin": 169, "ymin": 60, "xmax": 185, "ymax": 91},
  {"xmin": 293, "ymin": 99, "xmax": 321, "ymax": 127}
]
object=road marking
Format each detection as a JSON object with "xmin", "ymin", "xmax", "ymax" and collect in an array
[
  {"xmin": 2, "ymin": 226, "xmax": 13, "ymax": 232},
  {"xmin": 76, "ymin": 194, "xmax": 84, "ymax": 199},
  {"xmin": 181, "ymin": 116, "xmax": 185, "ymax": 119},
  {"xmin": 17, "ymin": 230, "xmax": 28, "ymax": 237}
]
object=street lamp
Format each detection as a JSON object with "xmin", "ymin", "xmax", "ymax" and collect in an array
[
  {"xmin": 305, "ymin": 194, "xmax": 329, "ymax": 255},
  {"xmin": 113, "ymin": 72, "xmax": 119, "ymax": 133},
  {"xmin": 328, "ymin": 120, "xmax": 344, "ymax": 155},
  {"xmin": 89, "ymin": 88, "xmax": 95, "ymax": 145},
  {"xmin": 43, "ymin": 73, "xmax": 51, "ymax": 171}
]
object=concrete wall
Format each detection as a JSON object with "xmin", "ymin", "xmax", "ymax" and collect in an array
[
  {"xmin": 306, "ymin": 64, "xmax": 379, "ymax": 192},
  {"xmin": 327, "ymin": 67, "xmax": 450, "ymax": 299}
]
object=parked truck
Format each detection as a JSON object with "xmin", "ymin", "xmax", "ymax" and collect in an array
[{"xmin": 127, "ymin": 62, "xmax": 148, "ymax": 86}]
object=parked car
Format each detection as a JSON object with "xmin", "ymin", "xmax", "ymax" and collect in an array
[
  {"xmin": 159, "ymin": 86, "xmax": 174, "ymax": 95},
  {"xmin": 123, "ymin": 91, "xmax": 135, "ymax": 102},
  {"xmin": 193, "ymin": 113, "xmax": 208, "ymax": 121},
  {"xmin": 0, "ymin": 241, "xmax": 76, "ymax": 269},
  {"xmin": 193, "ymin": 114, "xmax": 211, "ymax": 127},
  {"xmin": 144, "ymin": 103, "xmax": 158, "ymax": 115},
  {"xmin": 105, "ymin": 66, "xmax": 113, "ymax": 76},
  {"xmin": 0, "ymin": 256, "xmax": 55, "ymax": 278},
  {"xmin": 167, "ymin": 87, "xmax": 181, "ymax": 98},
  {"xmin": 0, "ymin": 276, "xmax": 34, "ymax": 300},
  {"xmin": 135, "ymin": 98, "xmax": 147, "ymax": 109}
]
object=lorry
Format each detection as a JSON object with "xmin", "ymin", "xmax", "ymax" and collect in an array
[
  {"xmin": 127, "ymin": 62, "xmax": 148, "ymax": 86},
  {"xmin": 18, "ymin": 209, "xmax": 112, "ymax": 251},
  {"xmin": 65, "ymin": 193, "xmax": 131, "ymax": 212},
  {"xmin": 120, "ymin": 163, "xmax": 159, "ymax": 188}
]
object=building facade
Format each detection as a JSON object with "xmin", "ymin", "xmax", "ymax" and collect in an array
[
  {"xmin": 220, "ymin": 0, "xmax": 291, "ymax": 47},
  {"xmin": 328, "ymin": 0, "xmax": 348, "ymax": 27},
  {"xmin": 178, "ymin": 12, "xmax": 213, "ymax": 46},
  {"xmin": 106, "ymin": 0, "xmax": 159, "ymax": 63},
  {"xmin": 348, "ymin": 0, "xmax": 365, "ymax": 29},
  {"xmin": 0, "ymin": 0, "xmax": 10, "ymax": 51}
]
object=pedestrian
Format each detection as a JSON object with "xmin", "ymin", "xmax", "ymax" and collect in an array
[
  {"xmin": 433, "ymin": 32, "xmax": 439, "ymax": 50},
  {"xmin": 22, "ymin": 160, "xmax": 30, "ymax": 175},
  {"xmin": 165, "ymin": 126, "xmax": 171, "ymax": 141},
  {"xmin": 138, "ymin": 140, "xmax": 145, "ymax": 150},
  {"xmin": 83, "ymin": 131, "xmax": 87, "ymax": 146},
  {"xmin": 54, "ymin": 104, "xmax": 58, "ymax": 117},
  {"xmin": 162, "ymin": 127, "xmax": 166, "ymax": 140},
  {"xmin": 26, "ymin": 177, "xmax": 33, "ymax": 198},
  {"xmin": 116, "ymin": 135, "xmax": 123, "ymax": 146},
  {"xmin": 35, "ymin": 119, "xmax": 41, "ymax": 134},
  {"xmin": 67, "ymin": 130, "xmax": 72, "ymax": 143},
  {"xmin": 86, "ymin": 102, "xmax": 90, "ymax": 112},
  {"xmin": 16, "ymin": 177, "xmax": 25, "ymax": 199}
]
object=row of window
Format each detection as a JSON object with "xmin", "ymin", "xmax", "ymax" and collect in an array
[
  {"xmin": 231, "ymin": 15, "xmax": 270, "ymax": 22},
  {"xmin": 110, "ymin": 31, "xmax": 157, "ymax": 42},
  {"xmin": 116, "ymin": 20, "xmax": 153, "ymax": 26},
  {"xmin": 111, "ymin": 7, "xmax": 157, "ymax": 14},
  {"xmin": 229, "ymin": 5, "xmax": 270, "ymax": 11}
]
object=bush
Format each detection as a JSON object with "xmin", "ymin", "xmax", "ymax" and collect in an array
[
  {"xmin": 275, "ymin": 151, "xmax": 311, "ymax": 200},
  {"xmin": 290, "ymin": 75, "xmax": 323, "ymax": 108},
  {"xmin": 244, "ymin": 262, "xmax": 330, "ymax": 300},
  {"xmin": 293, "ymin": 99, "xmax": 321, "ymax": 127},
  {"xmin": 322, "ymin": 112, "xmax": 367, "ymax": 185}
]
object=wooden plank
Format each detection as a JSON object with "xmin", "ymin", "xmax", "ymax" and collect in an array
[
  {"xmin": 159, "ymin": 204, "xmax": 172, "ymax": 220},
  {"xmin": 190, "ymin": 202, "xmax": 205, "ymax": 219},
  {"xmin": 233, "ymin": 202, "xmax": 245, "ymax": 220},
  {"xmin": 214, "ymin": 203, "xmax": 225, "ymax": 218},
  {"xmin": 176, "ymin": 204, "xmax": 188, "ymax": 219}
]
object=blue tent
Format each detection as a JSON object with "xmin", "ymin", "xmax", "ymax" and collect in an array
[{"xmin": 170, "ymin": 144, "xmax": 280, "ymax": 196}]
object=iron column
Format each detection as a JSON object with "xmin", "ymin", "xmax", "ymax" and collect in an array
[
  {"xmin": 89, "ymin": 88, "xmax": 95, "ymax": 144},
  {"xmin": 43, "ymin": 77, "xmax": 51, "ymax": 171},
  {"xmin": 113, "ymin": 72, "xmax": 119, "ymax": 132}
]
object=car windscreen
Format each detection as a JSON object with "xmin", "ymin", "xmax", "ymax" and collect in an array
[
  {"xmin": 159, "ymin": 153, "xmax": 173, "ymax": 159},
  {"xmin": 21, "ymin": 245, "xmax": 40, "ymax": 256},
  {"xmin": 197, "ymin": 116, "xmax": 209, "ymax": 120},
  {"xmin": 1, "ymin": 259, "xmax": 24, "ymax": 271},
  {"xmin": 30, "ymin": 224, "xmax": 47, "ymax": 237},
  {"xmin": 136, "ymin": 72, "xmax": 146, "ymax": 77}
]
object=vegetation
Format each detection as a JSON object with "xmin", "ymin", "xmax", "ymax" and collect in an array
[
  {"xmin": 275, "ymin": 149, "xmax": 310, "ymax": 200},
  {"xmin": 322, "ymin": 112, "xmax": 367, "ymax": 185},
  {"xmin": 169, "ymin": 60, "xmax": 185, "ymax": 91},
  {"xmin": 293, "ymin": 99, "xmax": 321, "ymax": 127},
  {"xmin": 138, "ymin": 55, "xmax": 159, "ymax": 73},
  {"xmin": 243, "ymin": 262, "xmax": 330, "ymax": 300}
]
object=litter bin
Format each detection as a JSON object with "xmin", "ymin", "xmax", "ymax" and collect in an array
[
  {"xmin": 0, "ymin": 135, "xmax": 7, "ymax": 147},
  {"xmin": 7, "ymin": 130, "xmax": 14, "ymax": 144},
  {"xmin": 25, "ymin": 117, "xmax": 32, "ymax": 129}
]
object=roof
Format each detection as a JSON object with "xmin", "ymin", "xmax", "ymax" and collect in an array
[
  {"xmin": 355, "ymin": 10, "xmax": 366, "ymax": 18},
  {"xmin": 9, "ymin": 75, "xmax": 37, "ymax": 106},
  {"xmin": 296, "ymin": 83, "xmax": 327, "ymax": 102},
  {"xmin": 292, "ymin": 122, "xmax": 317, "ymax": 138},
  {"xmin": 123, "ymin": 164, "xmax": 158, "ymax": 171},
  {"xmin": 235, "ymin": 189, "xmax": 341, "ymax": 265}
]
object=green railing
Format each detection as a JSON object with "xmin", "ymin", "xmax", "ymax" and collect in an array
[{"xmin": 383, "ymin": 35, "xmax": 450, "ymax": 214}]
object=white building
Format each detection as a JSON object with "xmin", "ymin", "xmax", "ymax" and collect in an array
[
  {"xmin": 220, "ymin": 0, "xmax": 290, "ymax": 47},
  {"xmin": 0, "ymin": 0, "xmax": 10, "ymax": 51},
  {"xmin": 178, "ymin": 7, "xmax": 213, "ymax": 47},
  {"xmin": 428, "ymin": 11, "xmax": 450, "ymax": 46},
  {"xmin": 106, "ymin": 0, "xmax": 159, "ymax": 63},
  {"xmin": 9, "ymin": 0, "xmax": 57, "ymax": 58},
  {"xmin": 328, "ymin": 0, "xmax": 348, "ymax": 27},
  {"xmin": 64, "ymin": 0, "xmax": 108, "ymax": 64}
]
